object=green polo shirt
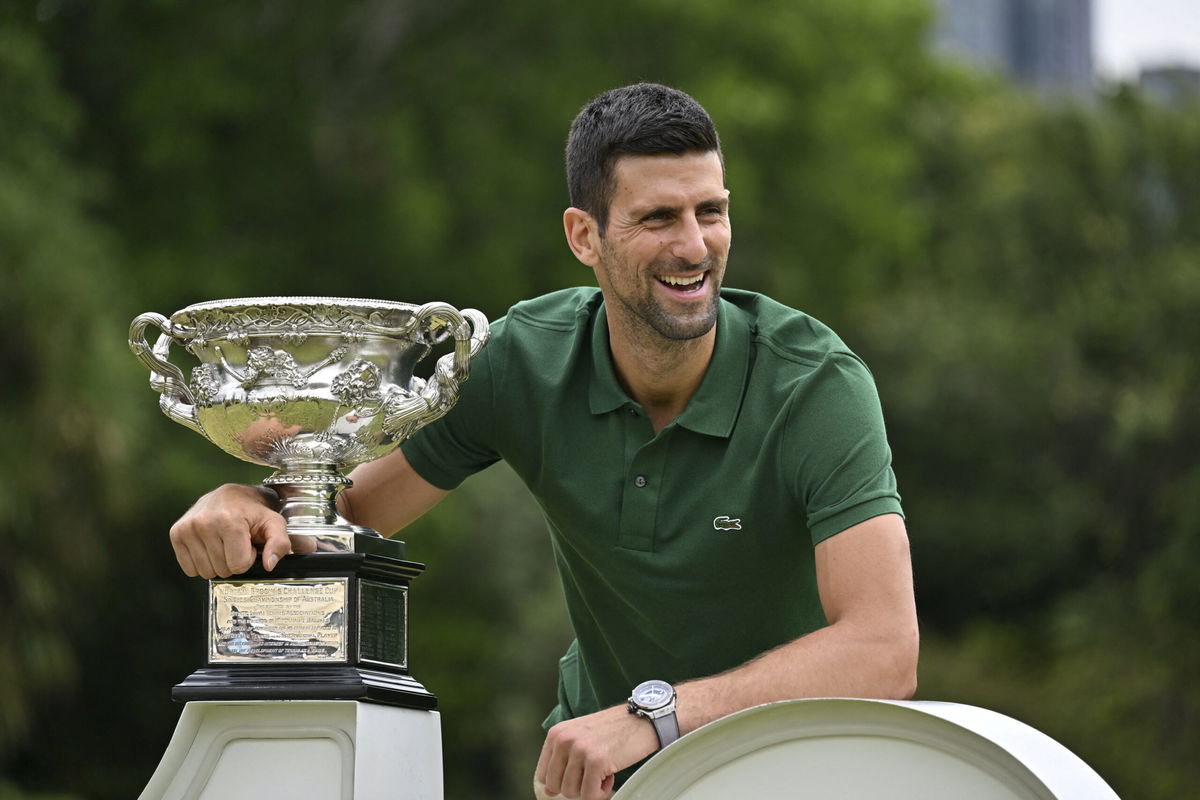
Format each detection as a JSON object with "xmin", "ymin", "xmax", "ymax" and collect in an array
[{"xmin": 401, "ymin": 286, "xmax": 902, "ymax": 728}]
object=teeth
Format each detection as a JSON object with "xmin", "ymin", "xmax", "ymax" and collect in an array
[{"xmin": 659, "ymin": 274, "xmax": 703, "ymax": 286}]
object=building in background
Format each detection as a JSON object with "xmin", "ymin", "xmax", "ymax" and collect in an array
[
  {"xmin": 1139, "ymin": 65, "xmax": 1200, "ymax": 108},
  {"xmin": 930, "ymin": 0, "xmax": 1094, "ymax": 96}
]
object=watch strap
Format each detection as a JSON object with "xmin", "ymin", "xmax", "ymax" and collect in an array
[{"xmin": 650, "ymin": 710, "xmax": 680, "ymax": 749}]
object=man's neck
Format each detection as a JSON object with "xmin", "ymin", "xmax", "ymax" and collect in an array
[{"xmin": 606, "ymin": 316, "xmax": 716, "ymax": 435}]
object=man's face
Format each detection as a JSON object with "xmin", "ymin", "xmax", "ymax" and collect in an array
[{"xmin": 595, "ymin": 151, "xmax": 731, "ymax": 343}]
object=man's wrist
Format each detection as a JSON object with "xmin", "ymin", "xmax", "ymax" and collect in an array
[{"xmin": 627, "ymin": 679, "xmax": 680, "ymax": 750}]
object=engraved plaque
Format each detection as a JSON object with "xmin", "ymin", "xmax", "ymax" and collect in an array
[
  {"xmin": 210, "ymin": 579, "xmax": 349, "ymax": 663},
  {"xmin": 359, "ymin": 580, "xmax": 407, "ymax": 669}
]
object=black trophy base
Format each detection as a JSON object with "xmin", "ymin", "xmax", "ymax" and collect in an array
[
  {"xmin": 172, "ymin": 663, "xmax": 438, "ymax": 710},
  {"xmin": 177, "ymin": 542, "xmax": 436, "ymax": 711}
]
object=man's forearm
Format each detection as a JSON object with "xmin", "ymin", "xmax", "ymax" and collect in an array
[{"xmin": 674, "ymin": 616, "xmax": 919, "ymax": 735}]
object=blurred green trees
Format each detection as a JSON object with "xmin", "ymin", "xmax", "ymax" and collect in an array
[
  {"xmin": 1, "ymin": 1, "xmax": 1197, "ymax": 798},
  {"xmin": 864, "ymin": 84, "xmax": 1200, "ymax": 796},
  {"xmin": 0, "ymin": 0, "xmax": 129, "ymax": 764}
]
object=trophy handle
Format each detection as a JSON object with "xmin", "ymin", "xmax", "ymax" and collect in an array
[
  {"xmin": 128, "ymin": 312, "xmax": 207, "ymax": 438},
  {"xmin": 382, "ymin": 303, "xmax": 490, "ymax": 441}
]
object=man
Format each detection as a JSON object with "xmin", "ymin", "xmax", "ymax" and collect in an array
[{"xmin": 170, "ymin": 83, "xmax": 918, "ymax": 800}]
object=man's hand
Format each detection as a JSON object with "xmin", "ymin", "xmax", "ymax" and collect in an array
[
  {"xmin": 169, "ymin": 483, "xmax": 294, "ymax": 578},
  {"xmin": 534, "ymin": 704, "xmax": 658, "ymax": 800}
]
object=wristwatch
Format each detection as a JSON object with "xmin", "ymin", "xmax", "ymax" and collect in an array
[{"xmin": 627, "ymin": 679, "xmax": 679, "ymax": 750}]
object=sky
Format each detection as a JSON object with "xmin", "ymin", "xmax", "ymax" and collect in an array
[{"xmin": 1094, "ymin": 0, "xmax": 1200, "ymax": 78}]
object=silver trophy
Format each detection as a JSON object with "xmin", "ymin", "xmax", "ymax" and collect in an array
[{"xmin": 129, "ymin": 296, "xmax": 489, "ymax": 706}]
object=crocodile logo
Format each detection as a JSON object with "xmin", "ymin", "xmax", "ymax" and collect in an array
[{"xmin": 713, "ymin": 516, "xmax": 742, "ymax": 532}]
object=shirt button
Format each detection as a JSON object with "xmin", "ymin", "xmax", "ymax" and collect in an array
[
  {"xmin": 634, "ymin": 475, "xmax": 648, "ymax": 488},
  {"xmin": 627, "ymin": 408, "xmax": 638, "ymax": 417}
]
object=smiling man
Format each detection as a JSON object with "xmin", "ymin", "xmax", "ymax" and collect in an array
[
  {"xmin": 169, "ymin": 83, "xmax": 918, "ymax": 800},
  {"xmin": 566, "ymin": 148, "xmax": 730, "ymax": 435}
]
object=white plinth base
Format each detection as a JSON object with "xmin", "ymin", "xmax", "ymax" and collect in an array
[
  {"xmin": 140, "ymin": 701, "xmax": 442, "ymax": 800},
  {"xmin": 615, "ymin": 699, "xmax": 1118, "ymax": 800}
]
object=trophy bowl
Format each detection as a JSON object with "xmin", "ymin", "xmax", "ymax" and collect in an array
[{"xmin": 130, "ymin": 296, "xmax": 489, "ymax": 547}]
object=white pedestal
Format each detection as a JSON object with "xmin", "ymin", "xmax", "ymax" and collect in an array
[
  {"xmin": 615, "ymin": 699, "xmax": 1119, "ymax": 800},
  {"xmin": 140, "ymin": 701, "xmax": 442, "ymax": 800}
]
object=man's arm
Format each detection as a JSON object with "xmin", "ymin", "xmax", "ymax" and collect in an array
[
  {"xmin": 168, "ymin": 448, "xmax": 449, "ymax": 579},
  {"xmin": 339, "ymin": 447, "xmax": 450, "ymax": 535},
  {"xmin": 535, "ymin": 513, "xmax": 918, "ymax": 800}
]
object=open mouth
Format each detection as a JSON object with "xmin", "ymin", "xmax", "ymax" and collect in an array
[{"xmin": 656, "ymin": 272, "xmax": 707, "ymax": 294}]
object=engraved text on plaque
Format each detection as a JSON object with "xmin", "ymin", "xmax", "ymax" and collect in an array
[{"xmin": 210, "ymin": 579, "xmax": 349, "ymax": 663}]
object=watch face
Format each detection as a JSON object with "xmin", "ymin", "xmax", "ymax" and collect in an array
[{"xmin": 633, "ymin": 680, "xmax": 673, "ymax": 710}]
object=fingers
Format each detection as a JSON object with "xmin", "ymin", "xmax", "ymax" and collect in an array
[
  {"xmin": 169, "ymin": 484, "xmax": 288, "ymax": 578},
  {"xmin": 535, "ymin": 721, "xmax": 617, "ymax": 800},
  {"xmin": 250, "ymin": 508, "xmax": 294, "ymax": 571},
  {"xmin": 535, "ymin": 734, "xmax": 567, "ymax": 797},
  {"xmin": 582, "ymin": 759, "xmax": 614, "ymax": 800},
  {"xmin": 560, "ymin": 757, "xmax": 586, "ymax": 800},
  {"xmin": 534, "ymin": 732, "xmax": 553, "ymax": 792},
  {"xmin": 168, "ymin": 520, "xmax": 201, "ymax": 577},
  {"xmin": 170, "ymin": 514, "xmax": 233, "ymax": 578},
  {"xmin": 220, "ymin": 513, "xmax": 259, "ymax": 575}
]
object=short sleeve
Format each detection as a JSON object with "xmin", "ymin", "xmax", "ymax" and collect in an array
[{"xmin": 786, "ymin": 352, "xmax": 903, "ymax": 545}]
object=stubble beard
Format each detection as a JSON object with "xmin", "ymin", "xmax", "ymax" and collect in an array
[{"xmin": 601, "ymin": 248, "xmax": 724, "ymax": 345}]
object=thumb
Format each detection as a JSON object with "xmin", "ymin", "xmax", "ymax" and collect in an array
[{"xmin": 251, "ymin": 509, "xmax": 292, "ymax": 571}]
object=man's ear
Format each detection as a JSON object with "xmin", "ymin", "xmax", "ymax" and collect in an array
[{"xmin": 563, "ymin": 207, "xmax": 602, "ymax": 267}]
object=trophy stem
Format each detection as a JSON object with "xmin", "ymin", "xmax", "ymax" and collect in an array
[{"xmin": 265, "ymin": 464, "xmax": 380, "ymax": 540}]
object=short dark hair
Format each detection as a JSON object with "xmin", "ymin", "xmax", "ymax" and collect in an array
[{"xmin": 566, "ymin": 83, "xmax": 722, "ymax": 233}]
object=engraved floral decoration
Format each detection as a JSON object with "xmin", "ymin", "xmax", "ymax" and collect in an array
[
  {"xmin": 174, "ymin": 301, "xmax": 420, "ymax": 349},
  {"xmin": 189, "ymin": 363, "xmax": 223, "ymax": 405},
  {"xmin": 330, "ymin": 359, "xmax": 384, "ymax": 409},
  {"xmin": 246, "ymin": 347, "xmax": 307, "ymax": 387},
  {"xmin": 217, "ymin": 344, "xmax": 350, "ymax": 390}
]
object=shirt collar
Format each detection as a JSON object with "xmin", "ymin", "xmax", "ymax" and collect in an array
[{"xmin": 588, "ymin": 296, "xmax": 750, "ymax": 438}]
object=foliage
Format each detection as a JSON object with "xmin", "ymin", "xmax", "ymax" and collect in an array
[
  {"xmin": 860, "ymin": 83, "xmax": 1200, "ymax": 799},
  {"xmin": 0, "ymin": 5, "xmax": 123, "ymax": 756},
  {"xmin": 1, "ymin": 0, "xmax": 1197, "ymax": 798}
]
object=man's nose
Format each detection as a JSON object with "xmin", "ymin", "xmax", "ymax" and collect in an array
[{"xmin": 671, "ymin": 213, "xmax": 708, "ymax": 265}]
